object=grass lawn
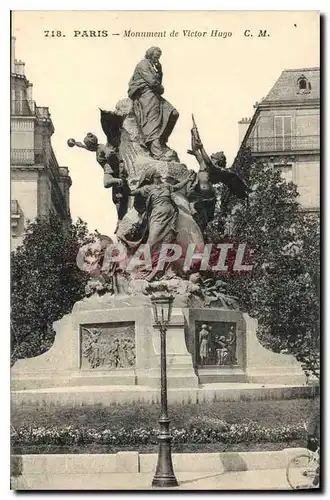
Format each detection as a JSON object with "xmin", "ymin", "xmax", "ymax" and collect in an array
[{"xmin": 12, "ymin": 398, "xmax": 317, "ymax": 430}]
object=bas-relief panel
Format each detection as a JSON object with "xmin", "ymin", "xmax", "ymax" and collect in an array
[
  {"xmin": 196, "ymin": 321, "xmax": 238, "ymax": 368},
  {"xmin": 80, "ymin": 321, "xmax": 135, "ymax": 370}
]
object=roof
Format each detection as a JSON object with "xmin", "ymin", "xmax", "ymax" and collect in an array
[
  {"xmin": 263, "ymin": 67, "xmax": 320, "ymax": 103},
  {"xmin": 236, "ymin": 67, "xmax": 320, "ymax": 154}
]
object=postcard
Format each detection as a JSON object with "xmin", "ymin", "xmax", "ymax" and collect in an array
[{"xmin": 10, "ymin": 10, "xmax": 320, "ymax": 491}]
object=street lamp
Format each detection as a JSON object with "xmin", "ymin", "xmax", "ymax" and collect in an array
[{"xmin": 149, "ymin": 289, "xmax": 178, "ymax": 488}]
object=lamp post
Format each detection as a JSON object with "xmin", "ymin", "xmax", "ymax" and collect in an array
[{"xmin": 149, "ymin": 290, "xmax": 178, "ymax": 488}]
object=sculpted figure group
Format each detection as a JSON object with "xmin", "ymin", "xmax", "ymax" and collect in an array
[{"xmin": 68, "ymin": 46, "xmax": 248, "ymax": 282}]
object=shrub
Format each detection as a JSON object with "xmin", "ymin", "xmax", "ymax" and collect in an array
[{"xmin": 11, "ymin": 215, "xmax": 92, "ymax": 363}]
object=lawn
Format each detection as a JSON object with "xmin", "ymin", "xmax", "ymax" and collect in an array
[{"xmin": 12, "ymin": 398, "xmax": 317, "ymax": 430}]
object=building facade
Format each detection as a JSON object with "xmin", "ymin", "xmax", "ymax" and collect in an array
[
  {"xmin": 11, "ymin": 37, "xmax": 72, "ymax": 250},
  {"xmin": 238, "ymin": 68, "xmax": 320, "ymax": 211}
]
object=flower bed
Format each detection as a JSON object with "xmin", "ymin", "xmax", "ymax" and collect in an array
[{"xmin": 11, "ymin": 418, "xmax": 307, "ymax": 448}]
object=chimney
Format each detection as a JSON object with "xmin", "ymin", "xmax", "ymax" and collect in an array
[
  {"xmin": 11, "ymin": 37, "xmax": 16, "ymax": 73},
  {"xmin": 26, "ymin": 82, "xmax": 33, "ymax": 101},
  {"xmin": 14, "ymin": 60, "xmax": 25, "ymax": 76},
  {"xmin": 238, "ymin": 117, "xmax": 252, "ymax": 145}
]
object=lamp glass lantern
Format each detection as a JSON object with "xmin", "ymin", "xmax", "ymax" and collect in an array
[
  {"xmin": 151, "ymin": 294, "xmax": 174, "ymax": 325},
  {"xmin": 149, "ymin": 289, "xmax": 178, "ymax": 488}
]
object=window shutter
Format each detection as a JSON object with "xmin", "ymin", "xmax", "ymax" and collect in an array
[
  {"xmin": 274, "ymin": 116, "xmax": 292, "ymax": 151},
  {"xmin": 274, "ymin": 116, "xmax": 283, "ymax": 150},
  {"xmin": 283, "ymin": 116, "xmax": 292, "ymax": 149}
]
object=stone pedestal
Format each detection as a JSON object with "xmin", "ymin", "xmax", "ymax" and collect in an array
[
  {"xmin": 138, "ymin": 309, "xmax": 198, "ymax": 389},
  {"xmin": 11, "ymin": 287, "xmax": 305, "ymax": 392}
]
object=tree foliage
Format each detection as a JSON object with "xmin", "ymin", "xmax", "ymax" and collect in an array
[
  {"xmin": 11, "ymin": 215, "xmax": 92, "ymax": 363},
  {"xmin": 207, "ymin": 148, "xmax": 320, "ymax": 378}
]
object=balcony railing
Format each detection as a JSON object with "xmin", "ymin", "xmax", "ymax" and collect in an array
[
  {"xmin": 11, "ymin": 100, "xmax": 36, "ymax": 116},
  {"xmin": 246, "ymin": 135, "xmax": 320, "ymax": 153},
  {"xmin": 11, "ymin": 149, "xmax": 46, "ymax": 165}
]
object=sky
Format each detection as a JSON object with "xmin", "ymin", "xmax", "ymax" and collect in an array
[{"xmin": 12, "ymin": 10, "xmax": 320, "ymax": 237}]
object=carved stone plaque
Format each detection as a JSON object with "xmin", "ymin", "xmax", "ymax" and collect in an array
[
  {"xmin": 80, "ymin": 322, "xmax": 135, "ymax": 370},
  {"xmin": 196, "ymin": 321, "xmax": 237, "ymax": 368}
]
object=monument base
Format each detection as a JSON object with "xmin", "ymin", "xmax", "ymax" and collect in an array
[{"xmin": 11, "ymin": 284, "xmax": 307, "ymax": 394}]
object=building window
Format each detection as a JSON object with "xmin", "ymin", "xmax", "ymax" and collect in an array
[
  {"xmin": 296, "ymin": 75, "xmax": 311, "ymax": 94},
  {"xmin": 274, "ymin": 116, "xmax": 292, "ymax": 151},
  {"xmin": 275, "ymin": 164, "xmax": 293, "ymax": 184},
  {"xmin": 11, "ymin": 199, "xmax": 22, "ymax": 238}
]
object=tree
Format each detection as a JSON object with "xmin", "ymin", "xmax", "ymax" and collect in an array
[
  {"xmin": 207, "ymin": 148, "xmax": 320, "ymax": 378},
  {"xmin": 11, "ymin": 215, "xmax": 92, "ymax": 364}
]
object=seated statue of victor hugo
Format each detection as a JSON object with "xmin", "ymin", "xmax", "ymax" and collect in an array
[{"xmin": 127, "ymin": 46, "xmax": 179, "ymax": 162}]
